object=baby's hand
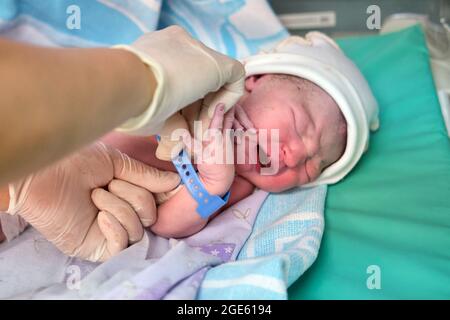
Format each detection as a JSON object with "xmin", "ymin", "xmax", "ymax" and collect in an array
[
  {"xmin": 233, "ymin": 104, "xmax": 255, "ymax": 132},
  {"xmin": 184, "ymin": 103, "xmax": 235, "ymax": 196},
  {"xmin": 232, "ymin": 104, "xmax": 257, "ymax": 148}
]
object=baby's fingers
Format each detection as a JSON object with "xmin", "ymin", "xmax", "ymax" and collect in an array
[
  {"xmin": 235, "ymin": 104, "xmax": 254, "ymax": 130},
  {"xmin": 223, "ymin": 107, "xmax": 235, "ymax": 131},
  {"xmin": 209, "ymin": 103, "xmax": 226, "ymax": 130}
]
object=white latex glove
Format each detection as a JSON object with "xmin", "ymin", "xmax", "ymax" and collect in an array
[
  {"xmin": 115, "ymin": 25, "xmax": 245, "ymax": 135},
  {"xmin": 6, "ymin": 142, "xmax": 180, "ymax": 262}
]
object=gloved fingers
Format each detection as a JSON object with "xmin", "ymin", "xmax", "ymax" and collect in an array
[
  {"xmin": 155, "ymin": 137, "xmax": 184, "ymax": 161},
  {"xmin": 226, "ymin": 60, "xmax": 246, "ymax": 86},
  {"xmin": 205, "ymin": 76, "xmax": 245, "ymax": 118},
  {"xmin": 109, "ymin": 147, "xmax": 181, "ymax": 193},
  {"xmin": 6, "ymin": 174, "xmax": 34, "ymax": 216},
  {"xmin": 192, "ymin": 31, "xmax": 245, "ymax": 88},
  {"xmin": 181, "ymin": 100, "xmax": 203, "ymax": 133},
  {"xmin": 115, "ymin": 25, "xmax": 245, "ymax": 136},
  {"xmin": 155, "ymin": 113, "xmax": 189, "ymax": 161},
  {"xmin": 154, "ymin": 184, "xmax": 183, "ymax": 205},
  {"xmin": 108, "ymin": 179, "xmax": 157, "ymax": 227},
  {"xmin": 91, "ymin": 188, "xmax": 143, "ymax": 244},
  {"xmin": 196, "ymin": 98, "xmax": 214, "ymax": 137},
  {"xmin": 97, "ymin": 211, "xmax": 128, "ymax": 261}
]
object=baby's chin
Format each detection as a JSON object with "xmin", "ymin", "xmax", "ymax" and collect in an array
[{"xmin": 236, "ymin": 164, "xmax": 297, "ymax": 193}]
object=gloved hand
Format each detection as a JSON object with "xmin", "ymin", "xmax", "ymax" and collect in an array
[
  {"xmin": 115, "ymin": 25, "xmax": 245, "ymax": 136},
  {"xmin": 155, "ymin": 111, "xmax": 190, "ymax": 161},
  {"xmin": 155, "ymin": 100, "xmax": 203, "ymax": 161},
  {"xmin": 6, "ymin": 142, "xmax": 180, "ymax": 262}
]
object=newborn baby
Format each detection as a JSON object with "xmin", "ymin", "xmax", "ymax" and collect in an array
[
  {"xmin": 232, "ymin": 73, "xmax": 347, "ymax": 192},
  {"xmin": 103, "ymin": 32, "xmax": 379, "ymax": 238}
]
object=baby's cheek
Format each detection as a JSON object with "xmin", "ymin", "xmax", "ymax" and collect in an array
[{"xmin": 306, "ymin": 160, "xmax": 323, "ymax": 182}]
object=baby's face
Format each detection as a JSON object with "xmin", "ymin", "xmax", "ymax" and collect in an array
[{"xmin": 235, "ymin": 75, "xmax": 346, "ymax": 192}]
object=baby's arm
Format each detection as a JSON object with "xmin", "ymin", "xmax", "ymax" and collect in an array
[
  {"xmin": 150, "ymin": 180, "xmax": 223, "ymax": 238},
  {"xmin": 152, "ymin": 104, "xmax": 254, "ymax": 238},
  {"xmin": 151, "ymin": 175, "xmax": 254, "ymax": 238},
  {"xmin": 102, "ymin": 105, "xmax": 254, "ymax": 239}
]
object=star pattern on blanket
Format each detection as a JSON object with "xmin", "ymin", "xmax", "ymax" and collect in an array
[{"xmin": 196, "ymin": 243, "xmax": 236, "ymax": 262}]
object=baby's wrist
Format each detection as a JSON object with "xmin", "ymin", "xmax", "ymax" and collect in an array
[{"xmin": 199, "ymin": 177, "xmax": 232, "ymax": 198}]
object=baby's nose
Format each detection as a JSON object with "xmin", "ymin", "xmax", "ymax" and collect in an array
[{"xmin": 281, "ymin": 142, "xmax": 308, "ymax": 168}]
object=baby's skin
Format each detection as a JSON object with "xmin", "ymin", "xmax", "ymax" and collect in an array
[
  {"xmin": 235, "ymin": 74, "xmax": 347, "ymax": 192},
  {"xmin": 102, "ymin": 74, "xmax": 347, "ymax": 238}
]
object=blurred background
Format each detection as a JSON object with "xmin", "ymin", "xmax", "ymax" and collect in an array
[{"xmin": 270, "ymin": 0, "xmax": 449, "ymax": 37}]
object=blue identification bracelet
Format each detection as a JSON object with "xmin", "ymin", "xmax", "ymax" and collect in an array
[{"xmin": 156, "ymin": 136, "xmax": 231, "ymax": 219}]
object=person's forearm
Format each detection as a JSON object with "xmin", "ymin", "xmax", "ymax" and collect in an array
[
  {"xmin": 0, "ymin": 185, "xmax": 9, "ymax": 243},
  {"xmin": 0, "ymin": 39, "xmax": 156, "ymax": 185},
  {"xmin": 0, "ymin": 185, "xmax": 10, "ymax": 212}
]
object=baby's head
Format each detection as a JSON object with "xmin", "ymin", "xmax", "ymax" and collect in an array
[
  {"xmin": 236, "ymin": 74, "xmax": 347, "ymax": 192},
  {"xmin": 235, "ymin": 32, "xmax": 379, "ymax": 192}
]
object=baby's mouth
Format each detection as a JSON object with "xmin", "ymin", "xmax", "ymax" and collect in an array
[
  {"xmin": 257, "ymin": 142, "xmax": 286, "ymax": 176},
  {"xmin": 257, "ymin": 144, "xmax": 271, "ymax": 169},
  {"xmin": 233, "ymin": 127, "xmax": 278, "ymax": 174},
  {"xmin": 256, "ymin": 143, "xmax": 281, "ymax": 176},
  {"xmin": 235, "ymin": 142, "xmax": 270, "ymax": 173}
]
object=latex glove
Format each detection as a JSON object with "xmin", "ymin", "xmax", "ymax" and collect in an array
[
  {"xmin": 115, "ymin": 25, "xmax": 245, "ymax": 136},
  {"xmin": 155, "ymin": 100, "xmax": 204, "ymax": 161},
  {"xmin": 155, "ymin": 112, "xmax": 190, "ymax": 161},
  {"xmin": 6, "ymin": 142, "xmax": 180, "ymax": 262}
]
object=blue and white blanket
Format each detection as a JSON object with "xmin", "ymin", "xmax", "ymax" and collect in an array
[
  {"xmin": 0, "ymin": 0, "xmax": 288, "ymax": 58},
  {"xmin": 0, "ymin": 0, "xmax": 326, "ymax": 300}
]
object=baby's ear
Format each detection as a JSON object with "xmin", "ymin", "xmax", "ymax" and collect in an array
[{"xmin": 245, "ymin": 75, "xmax": 261, "ymax": 92}]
